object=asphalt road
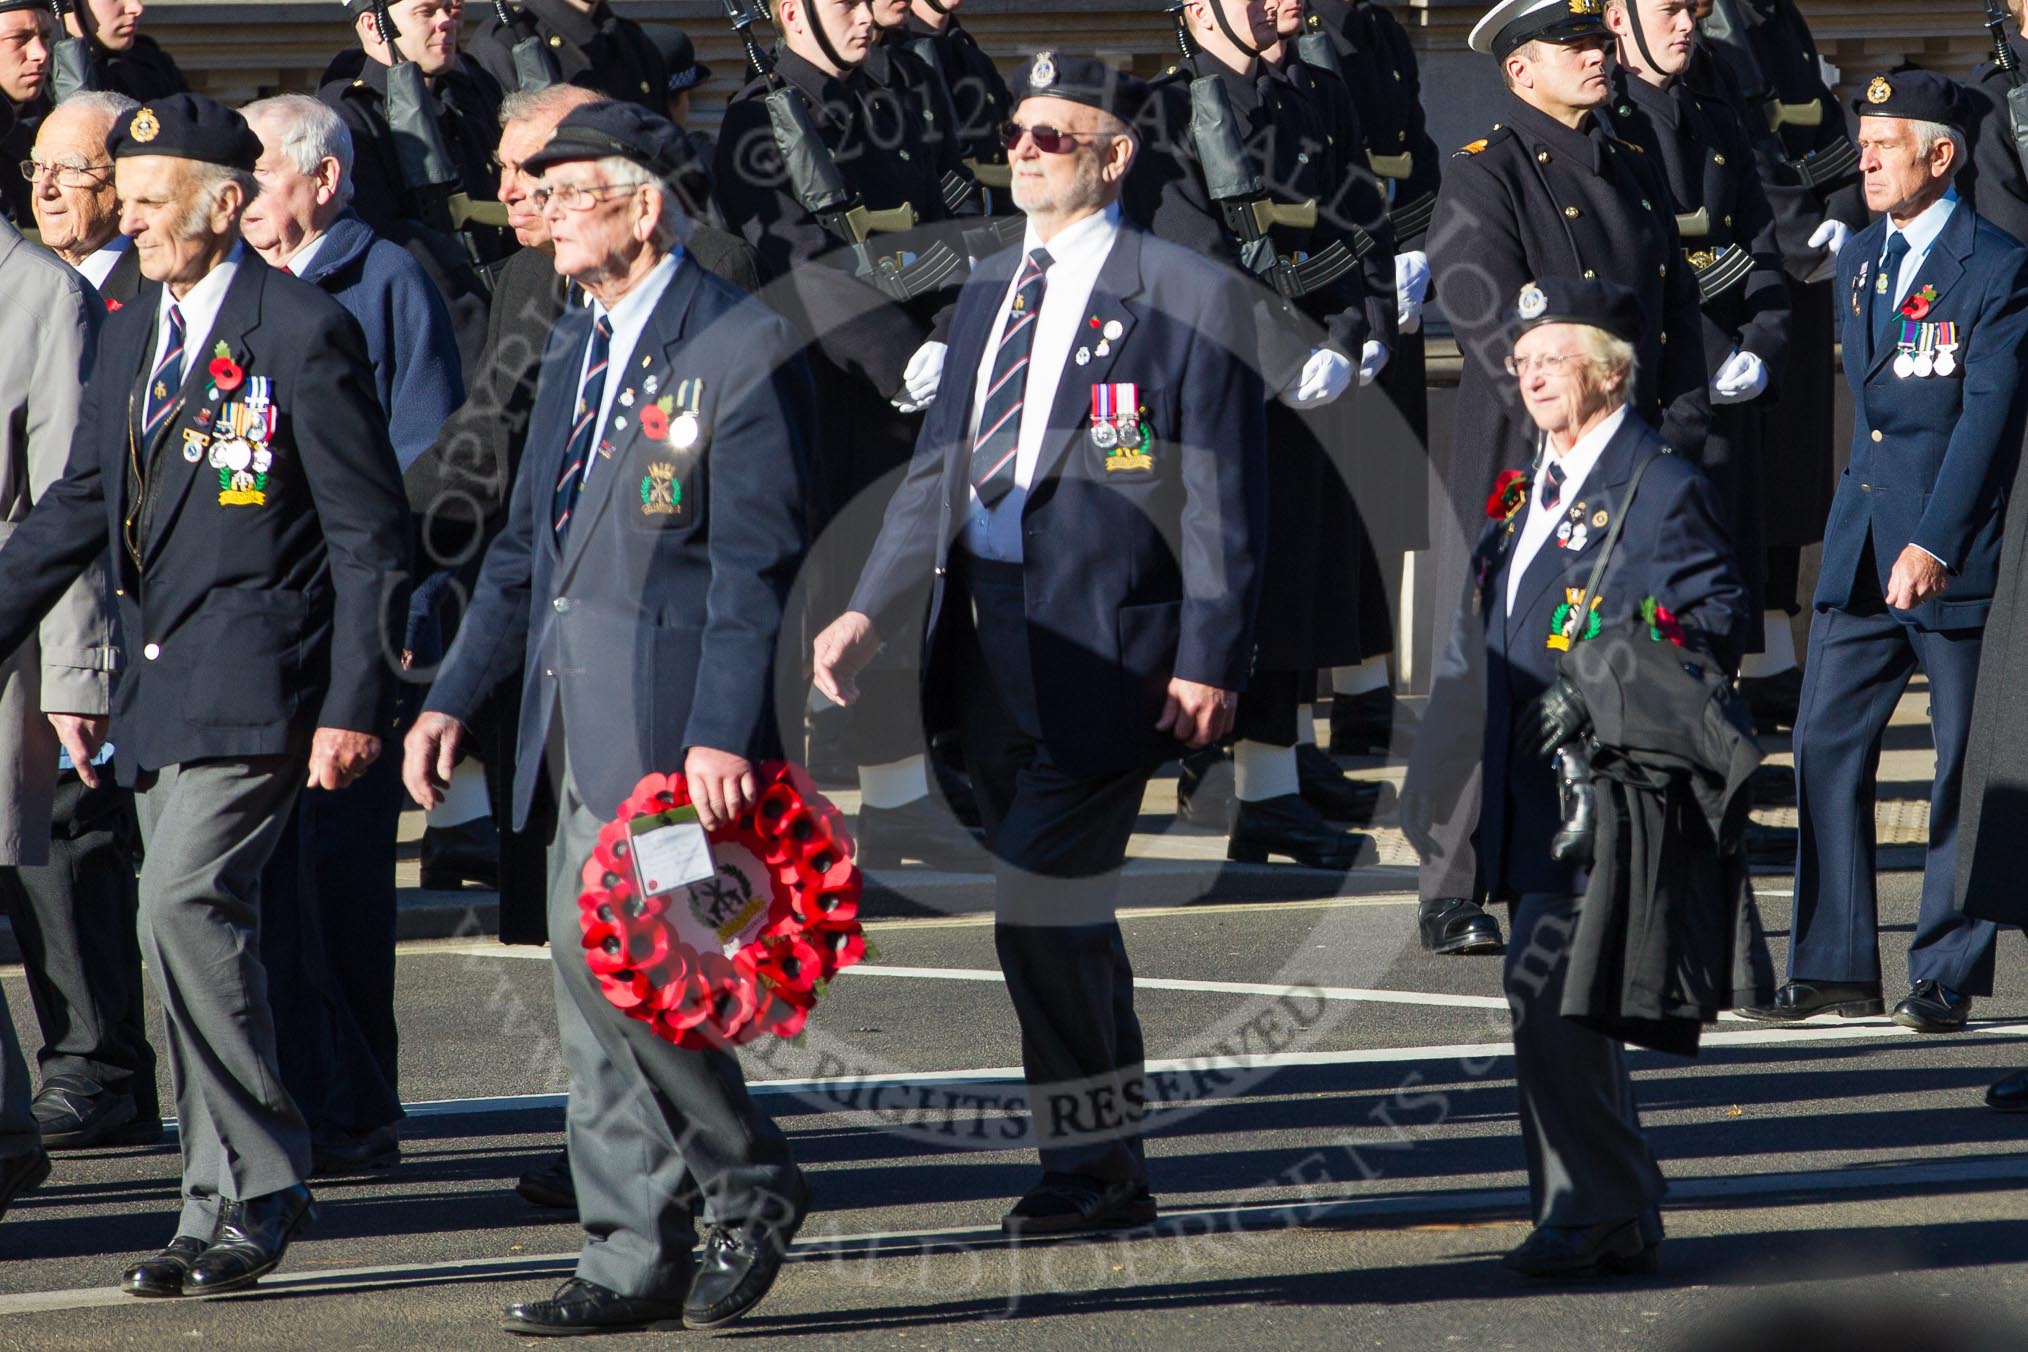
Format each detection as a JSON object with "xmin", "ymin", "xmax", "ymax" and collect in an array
[{"xmin": 1, "ymin": 871, "xmax": 2026, "ymax": 1351}]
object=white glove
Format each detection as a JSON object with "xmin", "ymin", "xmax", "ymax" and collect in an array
[
  {"xmin": 1710, "ymin": 348, "xmax": 1769, "ymax": 405},
  {"xmin": 1280, "ymin": 348, "xmax": 1354, "ymax": 409},
  {"xmin": 1394, "ymin": 250, "xmax": 1430, "ymax": 335},
  {"xmin": 1804, "ymin": 219, "xmax": 1850, "ymax": 285},
  {"xmin": 891, "ymin": 340, "xmax": 948, "ymax": 414},
  {"xmin": 1358, "ymin": 340, "xmax": 1388, "ymax": 386}
]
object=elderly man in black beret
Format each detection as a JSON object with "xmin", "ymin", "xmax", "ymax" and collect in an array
[
  {"xmin": 406, "ymin": 101, "xmax": 813, "ymax": 1338},
  {"xmin": 0, "ymin": 92, "xmax": 413, "ymax": 1296}
]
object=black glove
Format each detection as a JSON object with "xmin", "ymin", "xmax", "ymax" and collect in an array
[{"xmin": 1527, "ymin": 676, "xmax": 1590, "ymax": 762}]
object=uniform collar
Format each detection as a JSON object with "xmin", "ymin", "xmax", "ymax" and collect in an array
[
  {"xmin": 1505, "ymin": 92, "xmax": 1608, "ymax": 173},
  {"xmin": 773, "ymin": 46, "xmax": 860, "ymax": 111},
  {"xmin": 519, "ymin": 0, "xmax": 609, "ymax": 48},
  {"xmin": 1613, "ymin": 64, "xmax": 1682, "ymax": 128}
]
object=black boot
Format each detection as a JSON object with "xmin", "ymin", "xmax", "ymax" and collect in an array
[
  {"xmin": 854, "ymin": 797, "xmax": 984, "ymax": 870},
  {"xmin": 1227, "ymin": 794, "xmax": 1367, "ymax": 869},
  {"xmin": 1738, "ymin": 667, "xmax": 1804, "ymax": 735},
  {"xmin": 1175, "ymin": 746, "xmax": 1234, "ymax": 829},
  {"xmin": 418, "ymin": 817, "xmax": 501, "ymax": 891},
  {"xmin": 1295, "ymin": 744, "xmax": 1396, "ymax": 825},
  {"xmin": 1328, "ymin": 688, "xmax": 1417, "ymax": 758}
]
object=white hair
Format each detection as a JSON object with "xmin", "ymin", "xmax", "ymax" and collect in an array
[
  {"xmin": 1911, "ymin": 118, "xmax": 1968, "ymax": 168},
  {"xmin": 499, "ymin": 83, "xmax": 605, "ymax": 130},
  {"xmin": 175, "ymin": 161, "xmax": 259, "ymax": 240},
  {"xmin": 1579, "ymin": 327, "xmax": 1638, "ymax": 406},
  {"xmin": 595, "ymin": 155, "xmax": 687, "ymax": 250},
  {"xmin": 241, "ymin": 94, "xmax": 354, "ymax": 205},
  {"xmin": 56, "ymin": 89, "xmax": 138, "ymax": 130}
]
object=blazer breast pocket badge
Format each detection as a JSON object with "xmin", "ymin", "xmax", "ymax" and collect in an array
[
  {"xmin": 1546, "ymin": 587, "xmax": 1604, "ymax": 652},
  {"xmin": 1092, "ymin": 382, "xmax": 1152, "ymax": 473},
  {"xmin": 629, "ymin": 378, "xmax": 704, "ymax": 523},
  {"xmin": 210, "ymin": 374, "xmax": 276, "ymax": 507}
]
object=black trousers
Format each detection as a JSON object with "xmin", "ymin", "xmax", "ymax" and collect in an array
[
  {"xmin": 958, "ymin": 556, "xmax": 1151, "ymax": 1186},
  {"xmin": 4, "ymin": 770, "xmax": 154, "ymax": 1114}
]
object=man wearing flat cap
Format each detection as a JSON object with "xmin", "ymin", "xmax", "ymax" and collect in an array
[
  {"xmin": 815, "ymin": 53, "xmax": 1268, "ymax": 1238},
  {"xmin": 0, "ymin": 92, "xmax": 413, "ymax": 1296},
  {"xmin": 406, "ymin": 101, "xmax": 815, "ymax": 1337},
  {"xmin": 1741, "ymin": 71, "xmax": 2028, "ymax": 1035},
  {"xmin": 1414, "ymin": 274, "xmax": 1744, "ymax": 1279},
  {"xmin": 1412, "ymin": 0, "xmax": 1710, "ymax": 961}
]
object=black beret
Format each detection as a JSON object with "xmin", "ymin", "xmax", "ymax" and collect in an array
[
  {"xmin": 1508, "ymin": 275, "xmax": 1644, "ymax": 347},
  {"xmin": 1469, "ymin": 0, "xmax": 1608, "ymax": 60},
  {"xmin": 107, "ymin": 95, "xmax": 262, "ymax": 172},
  {"xmin": 1853, "ymin": 70, "xmax": 1966, "ymax": 134},
  {"xmin": 525, "ymin": 101, "xmax": 697, "ymax": 182},
  {"xmin": 640, "ymin": 25, "xmax": 711, "ymax": 94},
  {"xmin": 1011, "ymin": 51, "xmax": 1147, "ymax": 125}
]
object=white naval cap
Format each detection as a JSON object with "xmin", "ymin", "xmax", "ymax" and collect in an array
[{"xmin": 1468, "ymin": 0, "xmax": 1609, "ymax": 58}]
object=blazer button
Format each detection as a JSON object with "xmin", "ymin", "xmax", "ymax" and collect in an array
[
  {"xmin": 553, "ymin": 597, "xmax": 571, "ymax": 613},
  {"xmin": 1563, "ymin": 206, "xmax": 1580, "ymax": 219},
  {"xmin": 1871, "ymin": 430, "xmax": 1884, "ymax": 442},
  {"xmin": 143, "ymin": 642, "xmax": 160, "ymax": 660}
]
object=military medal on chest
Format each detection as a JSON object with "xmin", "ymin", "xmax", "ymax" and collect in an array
[
  {"xmin": 1933, "ymin": 322, "xmax": 1959, "ymax": 376},
  {"xmin": 1093, "ymin": 382, "xmax": 1152, "ymax": 472},
  {"xmin": 212, "ymin": 374, "xmax": 276, "ymax": 507}
]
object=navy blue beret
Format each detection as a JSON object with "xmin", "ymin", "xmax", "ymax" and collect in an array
[
  {"xmin": 1853, "ymin": 70, "xmax": 1966, "ymax": 134},
  {"xmin": 1012, "ymin": 52, "xmax": 1148, "ymax": 124},
  {"xmin": 1509, "ymin": 275, "xmax": 1645, "ymax": 347},
  {"xmin": 106, "ymin": 95, "xmax": 262, "ymax": 172}
]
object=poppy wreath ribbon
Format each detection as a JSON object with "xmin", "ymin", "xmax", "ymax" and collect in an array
[{"xmin": 577, "ymin": 763, "xmax": 866, "ymax": 1048}]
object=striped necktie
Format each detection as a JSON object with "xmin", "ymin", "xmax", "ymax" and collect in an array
[
  {"xmin": 1539, "ymin": 459, "xmax": 1567, "ymax": 514},
  {"xmin": 141, "ymin": 303, "xmax": 185, "ymax": 439},
  {"xmin": 553, "ymin": 314, "xmax": 613, "ymax": 543},
  {"xmin": 970, "ymin": 247, "xmax": 1053, "ymax": 508}
]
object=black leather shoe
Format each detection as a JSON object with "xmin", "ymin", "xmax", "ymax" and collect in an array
[
  {"xmin": 682, "ymin": 1177, "xmax": 812, "ymax": 1332},
  {"xmin": 1986, "ymin": 1065, "xmax": 2028, "ymax": 1111},
  {"xmin": 1892, "ymin": 980, "xmax": 1972, "ymax": 1033},
  {"xmin": 310, "ymin": 1121, "xmax": 401, "ymax": 1176},
  {"xmin": 1295, "ymin": 743, "xmax": 1396, "ymax": 825},
  {"xmin": 1328, "ymin": 689, "xmax": 1416, "ymax": 758},
  {"xmin": 1002, "ymin": 1174, "xmax": 1158, "ymax": 1238},
  {"xmin": 1418, "ymin": 897, "xmax": 1503, "ymax": 955},
  {"xmin": 1739, "ymin": 667, "xmax": 1804, "ymax": 735},
  {"xmin": 418, "ymin": 816, "xmax": 502, "ymax": 891},
  {"xmin": 0, "ymin": 1147, "xmax": 49, "ymax": 1221},
  {"xmin": 1502, "ymin": 1216, "xmax": 1658, "ymax": 1280},
  {"xmin": 31, "ymin": 1080, "xmax": 137, "ymax": 1151},
  {"xmin": 516, "ymin": 1151, "xmax": 577, "ymax": 1212},
  {"xmin": 1227, "ymin": 794, "xmax": 1367, "ymax": 869},
  {"xmin": 1175, "ymin": 746, "xmax": 1233, "ymax": 829},
  {"xmin": 121, "ymin": 1236, "xmax": 208, "ymax": 1298},
  {"xmin": 1749, "ymin": 762, "xmax": 1797, "ymax": 810},
  {"xmin": 503, "ymin": 1277, "xmax": 686, "ymax": 1336},
  {"xmin": 183, "ymin": 1184, "xmax": 316, "ymax": 1295},
  {"xmin": 854, "ymin": 797, "xmax": 984, "ymax": 870},
  {"xmin": 1733, "ymin": 979, "xmax": 1885, "ymax": 1022}
]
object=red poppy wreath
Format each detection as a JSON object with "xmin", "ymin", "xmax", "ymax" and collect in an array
[{"xmin": 577, "ymin": 763, "xmax": 866, "ymax": 1048}]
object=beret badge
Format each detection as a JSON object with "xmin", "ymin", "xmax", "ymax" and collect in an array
[
  {"xmin": 1517, "ymin": 282, "xmax": 1548, "ymax": 321},
  {"xmin": 129, "ymin": 108, "xmax": 160, "ymax": 144},
  {"xmin": 1867, "ymin": 76, "xmax": 1892, "ymax": 105},
  {"xmin": 1030, "ymin": 52, "xmax": 1057, "ymax": 90}
]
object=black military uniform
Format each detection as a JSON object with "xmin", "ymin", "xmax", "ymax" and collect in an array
[
  {"xmin": 713, "ymin": 38, "xmax": 979, "ymax": 866},
  {"xmin": 93, "ymin": 33, "xmax": 188, "ymax": 100},
  {"xmin": 1958, "ymin": 37, "xmax": 2028, "ymax": 246},
  {"xmin": 469, "ymin": 0, "xmax": 665, "ymax": 111},
  {"xmin": 900, "ymin": 6, "xmax": 1014, "ymax": 180},
  {"xmin": 1128, "ymin": 31, "xmax": 1396, "ymax": 866},
  {"xmin": 1609, "ymin": 59, "xmax": 1790, "ymax": 649},
  {"xmin": 0, "ymin": 91, "xmax": 46, "ymax": 228}
]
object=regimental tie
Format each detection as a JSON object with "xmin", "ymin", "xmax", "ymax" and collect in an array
[
  {"xmin": 553, "ymin": 313, "xmax": 613, "ymax": 543},
  {"xmin": 969, "ymin": 247, "xmax": 1053, "ymax": 508},
  {"xmin": 141, "ymin": 302, "xmax": 185, "ymax": 439},
  {"xmin": 1871, "ymin": 231, "xmax": 1910, "ymax": 352},
  {"xmin": 1539, "ymin": 459, "xmax": 1567, "ymax": 514}
]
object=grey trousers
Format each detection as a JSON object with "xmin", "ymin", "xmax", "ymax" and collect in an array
[
  {"xmin": 133, "ymin": 758, "xmax": 310, "ymax": 1239},
  {"xmin": 549, "ymin": 770, "xmax": 802, "ymax": 1300},
  {"xmin": 1504, "ymin": 892, "xmax": 1667, "ymax": 1228}
]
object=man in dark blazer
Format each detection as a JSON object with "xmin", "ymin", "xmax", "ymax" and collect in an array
[
  {"xmin": 0, "ymin": 94, "xmax": 412, "ymax": 1295},
  {"xmin": 1740, "ymin": 72, "xmax": 2028, "ymax": 1034},
  {"xmin": 815, "ymin": 54, "xmax": 1267, "ymax": 1237},
  {"xmin": 1412, "ymin": 274, "xmax": 1745, "ymax": 1279},
  {"xmin": 405, "ymin": 102, "xmax": 812, "ymax": 1337}
]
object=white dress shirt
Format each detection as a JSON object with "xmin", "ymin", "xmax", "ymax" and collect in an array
[
  {"xmin": 149, "ymin": 243, "xmax": 242, "ymax": 389},
  {"xmin": 572, "ymin": 247, "xmax": 683, "ymax": 490},
  {"xmin": 1878, "ymin": 187, "xmax": 1957, "ymax": 304},
  {"xmin": 960, "ymin": 204, "xmax": 1123, "ymax": 563},
  {"xmin": 76, "ymin": 237, "xmax": 127, "ymax": 292},
  {"xmin": 1506, "ymin": 404, "xmax": 1627, "ymax": 616},
  {"xmin": 280, "ymin": 229, "xmax": 328, "ymax": 277}
]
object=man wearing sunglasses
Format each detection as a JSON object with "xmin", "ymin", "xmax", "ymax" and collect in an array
[
  {"xmin": 1126, "ymin": 0, "xmax": 1395, "ymax": 874},
  {"xmin": 1407, "ymin": 0, "xmax": 1708, "ymax": 962},
  {"xmin": 815, "ymin": 53, "xmax": 1267, "ymax": 1237},
  {"xmin": 715, "ymin": 0, "xmax": 984, "ymax": 872}
]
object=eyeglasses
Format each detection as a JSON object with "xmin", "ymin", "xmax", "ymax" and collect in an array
[
  {"xmin": 1000, "ymin": 121, "xmax": 1112, "ymax": 155},
  {"xmin": 1504, "ymin": 351, "xmax": 1590, "ymax": 377},
  {"xmin": 19, "ymin": 159, "xmax": 112, "ymax": 187},
  {"xmin": 530, "ymin": 181, "xmax": 639, "ymax": 213}
]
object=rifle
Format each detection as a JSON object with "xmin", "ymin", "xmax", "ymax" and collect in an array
[
  {"xmin": 1986, "ymin": 0, "xmax": 2028, "ymax": 186},
  {"xmin": 722, "ymin": 0, "xmax": 958, "ymax": 299},
  {"xmin": 47, "ymin": 0, "xmax": 100, "ymax": 102},
  {"xmin": 1292, "ymin": 2, "xmax": 1343, "ymax": 80},
  {"xmin": 492, "ymin": 0, "xmax": 561, "ymax": 92},
  {"xmin": 370, "ymin": 0, "xmax": 505, "ymax": 294}
]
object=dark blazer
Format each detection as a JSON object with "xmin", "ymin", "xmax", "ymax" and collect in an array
[
  {"xmin": 0, "ymin": 254, "xmax": 413, "ymax": 780},
  {"xmin": 849, "ymin": 224, "xmax": 1269, "ymax": 780},
  {"xmin": 424, "ymin": 255, "xmax": 813, "ymax": 827},
  {"xmin": 97, "ymin": 245, "xmax": 141, "ymax": 308},
  {"xmin": 1457, "ymin": 414, "xmax": 1745, "ymax": 898},
  {"xmin": 1822, "ymin": 200, "xmax": 2028, "ymax": 631}
]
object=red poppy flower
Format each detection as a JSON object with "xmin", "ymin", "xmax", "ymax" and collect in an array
[
  {"xmin": 1486, "ymin": 468, "xmax": 1528, "ymax": 521},
  {"xmin": 105, "ymin": 298, "xmax": 122, "ymax": 312},
  {"xmin": 639, "ymin": 404, "xmax": 669, "ymax": 441},
  {"xmin": 208, "ymin": 356, "xmax": 244, "ymax": 392},
  {"xmin": 1900, "ymin": 296, "xmax": 1930, "ymax": 321}
]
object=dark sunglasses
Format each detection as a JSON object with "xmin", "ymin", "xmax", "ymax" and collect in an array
[{"xmin": 1000, "ymin": 120, "xmax": 1112, "ymax": 154}]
